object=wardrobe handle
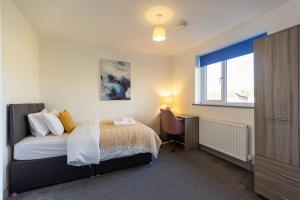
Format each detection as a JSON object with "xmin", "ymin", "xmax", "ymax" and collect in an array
[
  {"xmin": 260, "ymin": 116, "xmax": 275, "ymax": 120},
  {"xmin": 270, "ymin": 117, "xmax": 289, "ymax": 121},
  {"xmin": 280, "ymin": 196, "xmax": 289, "ymax": 200},
  {"xmin": 277, "ymin": 118, "xmax": 289, "ymax": 121},
  {"xmin": 260, "ymin": 116, "xmax": 289, "ymax": 121},
  {"xmin": 281, "ymin": 173, "xmax": 300, "ymax": 183}
]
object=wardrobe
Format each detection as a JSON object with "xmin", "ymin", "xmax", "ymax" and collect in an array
[{"xmin": 254, "ymin": 25, "xmax": 300, "ymax": 199}]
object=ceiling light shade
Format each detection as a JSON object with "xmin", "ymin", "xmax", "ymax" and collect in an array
[{"xmin": 153, "ymin": 25, "xmax": 166, "ymax": 42}]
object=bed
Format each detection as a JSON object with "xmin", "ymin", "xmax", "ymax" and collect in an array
[{"xmin": 9, "ymin": 103, "xmax": 160, "ymax": 194}]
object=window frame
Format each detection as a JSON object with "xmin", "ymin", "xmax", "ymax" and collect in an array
[{"xmin": 199, "ymin": 55, "xmax": 254, "ymax": 108}]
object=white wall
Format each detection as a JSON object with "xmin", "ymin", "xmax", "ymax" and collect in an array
[
  {"xmin": 171, "ymin": 0, "xmax": 300, "ymax": 157},
  {"xmin": 2, "ymin": 0, "xmax": 39, "ymax": 191},
  {"xmin": 39, "ymin": 38, "xmax": 172, "ymax": 133}
]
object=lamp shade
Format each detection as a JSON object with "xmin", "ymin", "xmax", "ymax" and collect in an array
[
  {"xmin": 160, "ymin": 95, "xmax": 173, "ymax": 109},
  {"xmin": 153, "ymin": 25, "xmax": 166, "ymax": 41}
]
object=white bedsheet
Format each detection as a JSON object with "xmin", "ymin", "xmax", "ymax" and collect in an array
[
  {"xmin": 14, "ymin": 134, "xmax": 69, "ymax": 160},
  {"xmin": 13, "ymin": 134, "xmax": 123, "ymax": 161}
]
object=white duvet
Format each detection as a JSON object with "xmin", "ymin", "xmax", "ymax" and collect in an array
[{"xmin": 67, "ymin": 121, "xmax": 100, "ymax": 166}]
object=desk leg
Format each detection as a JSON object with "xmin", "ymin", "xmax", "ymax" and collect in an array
[{"xmin": 184, "ymin": 117, "xmax": 199, "ymax": 151}]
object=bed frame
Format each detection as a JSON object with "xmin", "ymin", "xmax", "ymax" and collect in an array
[{"xmin": 9, "ymin": 103, "xmax": 152, "ymax": 194}]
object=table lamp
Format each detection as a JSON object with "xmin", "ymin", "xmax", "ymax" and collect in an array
[{"xmin": 160, "ymin": 95, "xmax": 173, "ymax": 109}]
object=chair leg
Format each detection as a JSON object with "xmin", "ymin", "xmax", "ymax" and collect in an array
[{"xmin": 172, "ymin": 142, "xmax": 176, "ymax": 153}]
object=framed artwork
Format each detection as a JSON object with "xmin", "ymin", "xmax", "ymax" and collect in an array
[{"xmin": 100, "ymin": 59, "xmax": 131, "ymax": 100}]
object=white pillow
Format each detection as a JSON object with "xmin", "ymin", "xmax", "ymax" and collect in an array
[
  {"xmin": 50, "ymin": 109, "xmax": 59, "ymax": 117},
  {"xmin": 28, "ymin": 110, "xmax": 49, "ymax": 137},
  {"xmin": 43, "ymin": 110, "xmax": 64, "ymax": 136}
]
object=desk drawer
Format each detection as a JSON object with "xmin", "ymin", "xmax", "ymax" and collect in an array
[{"xmin": 255, "ymin": 155, "xmax": 300, "ymax": 200}]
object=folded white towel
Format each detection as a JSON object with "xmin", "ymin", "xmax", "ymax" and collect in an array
[{"xmin": 113, "ymin": 117, "xmax": 136, "ymax": 126}]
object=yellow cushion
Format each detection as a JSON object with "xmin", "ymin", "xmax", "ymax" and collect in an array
[{"xmin": 59, "ymin": 110, "xmax": 76, "ymax": 133}]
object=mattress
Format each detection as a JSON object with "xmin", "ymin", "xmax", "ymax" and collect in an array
[{"xmin": 14, "ymin": 134, "xmax": 69, "ymax": 160}]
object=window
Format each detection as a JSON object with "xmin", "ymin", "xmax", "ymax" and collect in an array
[
  {"xmin": 206, "ymin": 62, "xmax": 222, "ymax": 101},
  {"xmin": 226, "ymin": 54, "xmax": 254, "ymax": 104},
  {"xmin": 200, "ymin": 53, "xmax": 254, "ymax": 107},
  {"xmin": 197, "ymin": 33, "xmax": 267, "ymax": 107}
]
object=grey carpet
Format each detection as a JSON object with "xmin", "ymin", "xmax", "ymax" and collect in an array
[{"xmin": 9, "ymin": 144, "xmax": 262, "ymax": 200}]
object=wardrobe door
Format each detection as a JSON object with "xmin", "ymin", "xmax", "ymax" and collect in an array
[
  {"xmin": 254, "ymin": 37, "xmax": 272, "ymax": 160},
  {"xmin": 254, "ymin": 27, "xmax": 299, "ymax": 167}
]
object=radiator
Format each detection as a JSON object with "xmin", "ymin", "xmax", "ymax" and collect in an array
[{"xmin": 199, "ymin": 118, "xmax": 249, "ymax": 162}]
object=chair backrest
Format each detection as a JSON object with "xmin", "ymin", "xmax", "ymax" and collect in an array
[{"xmin": 160, "ymin": 109, "xmax": 184, "ymax": 135}]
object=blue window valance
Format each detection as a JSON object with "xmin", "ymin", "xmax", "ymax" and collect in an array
[{"xmin": 199, "ymin": 33, "xmax": 267, "ymax": 67}]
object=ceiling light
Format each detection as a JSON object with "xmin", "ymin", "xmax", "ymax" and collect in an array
[
  {"xmin": 153, "ymin": 25, "xmax": 166, "ymax": 42},
  {"xmin": 152, "ymin": 14, "xmax": 166, "ymax": 42}
]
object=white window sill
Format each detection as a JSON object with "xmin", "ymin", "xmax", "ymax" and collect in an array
[{"xmin": 193, "ymin": 103, "xmax": 254, "ymax": 109}]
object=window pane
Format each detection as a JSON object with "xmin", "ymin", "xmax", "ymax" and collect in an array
[
  {"xmin": 206, "ymin": 62, "xmax": 222, "ymax": 101},
  {"xmin": 226, "ymin": 53, "xmax": 254, "ymax": 103}
]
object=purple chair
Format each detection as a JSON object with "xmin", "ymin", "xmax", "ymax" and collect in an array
[{"xmin": 160, "ymin": 109, "xmax": 185, "ymax": 152}]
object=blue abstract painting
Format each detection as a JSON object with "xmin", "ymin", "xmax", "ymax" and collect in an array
[{"xmin": 100, "ymin": 59, "xmax": 131, "ymax": 100}]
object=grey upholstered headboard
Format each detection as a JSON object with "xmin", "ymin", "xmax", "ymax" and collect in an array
[{"xmin": 9, "ymin": 103, "xmax": 45, "ymax": 146}]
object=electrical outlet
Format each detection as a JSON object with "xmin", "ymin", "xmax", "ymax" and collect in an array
[{"xmin": 248, "ymin": 154, "xmax": 253, "ymax": 160}]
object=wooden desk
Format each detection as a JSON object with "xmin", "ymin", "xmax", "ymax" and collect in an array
[{"xmin": 160, "ymin": 114, "xmax": 199, "ymax": 151}]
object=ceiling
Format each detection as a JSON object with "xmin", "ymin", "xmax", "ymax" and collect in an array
[{"xmin": 13, "ymin": 0, "xmax": 289, "ymax": 56}]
